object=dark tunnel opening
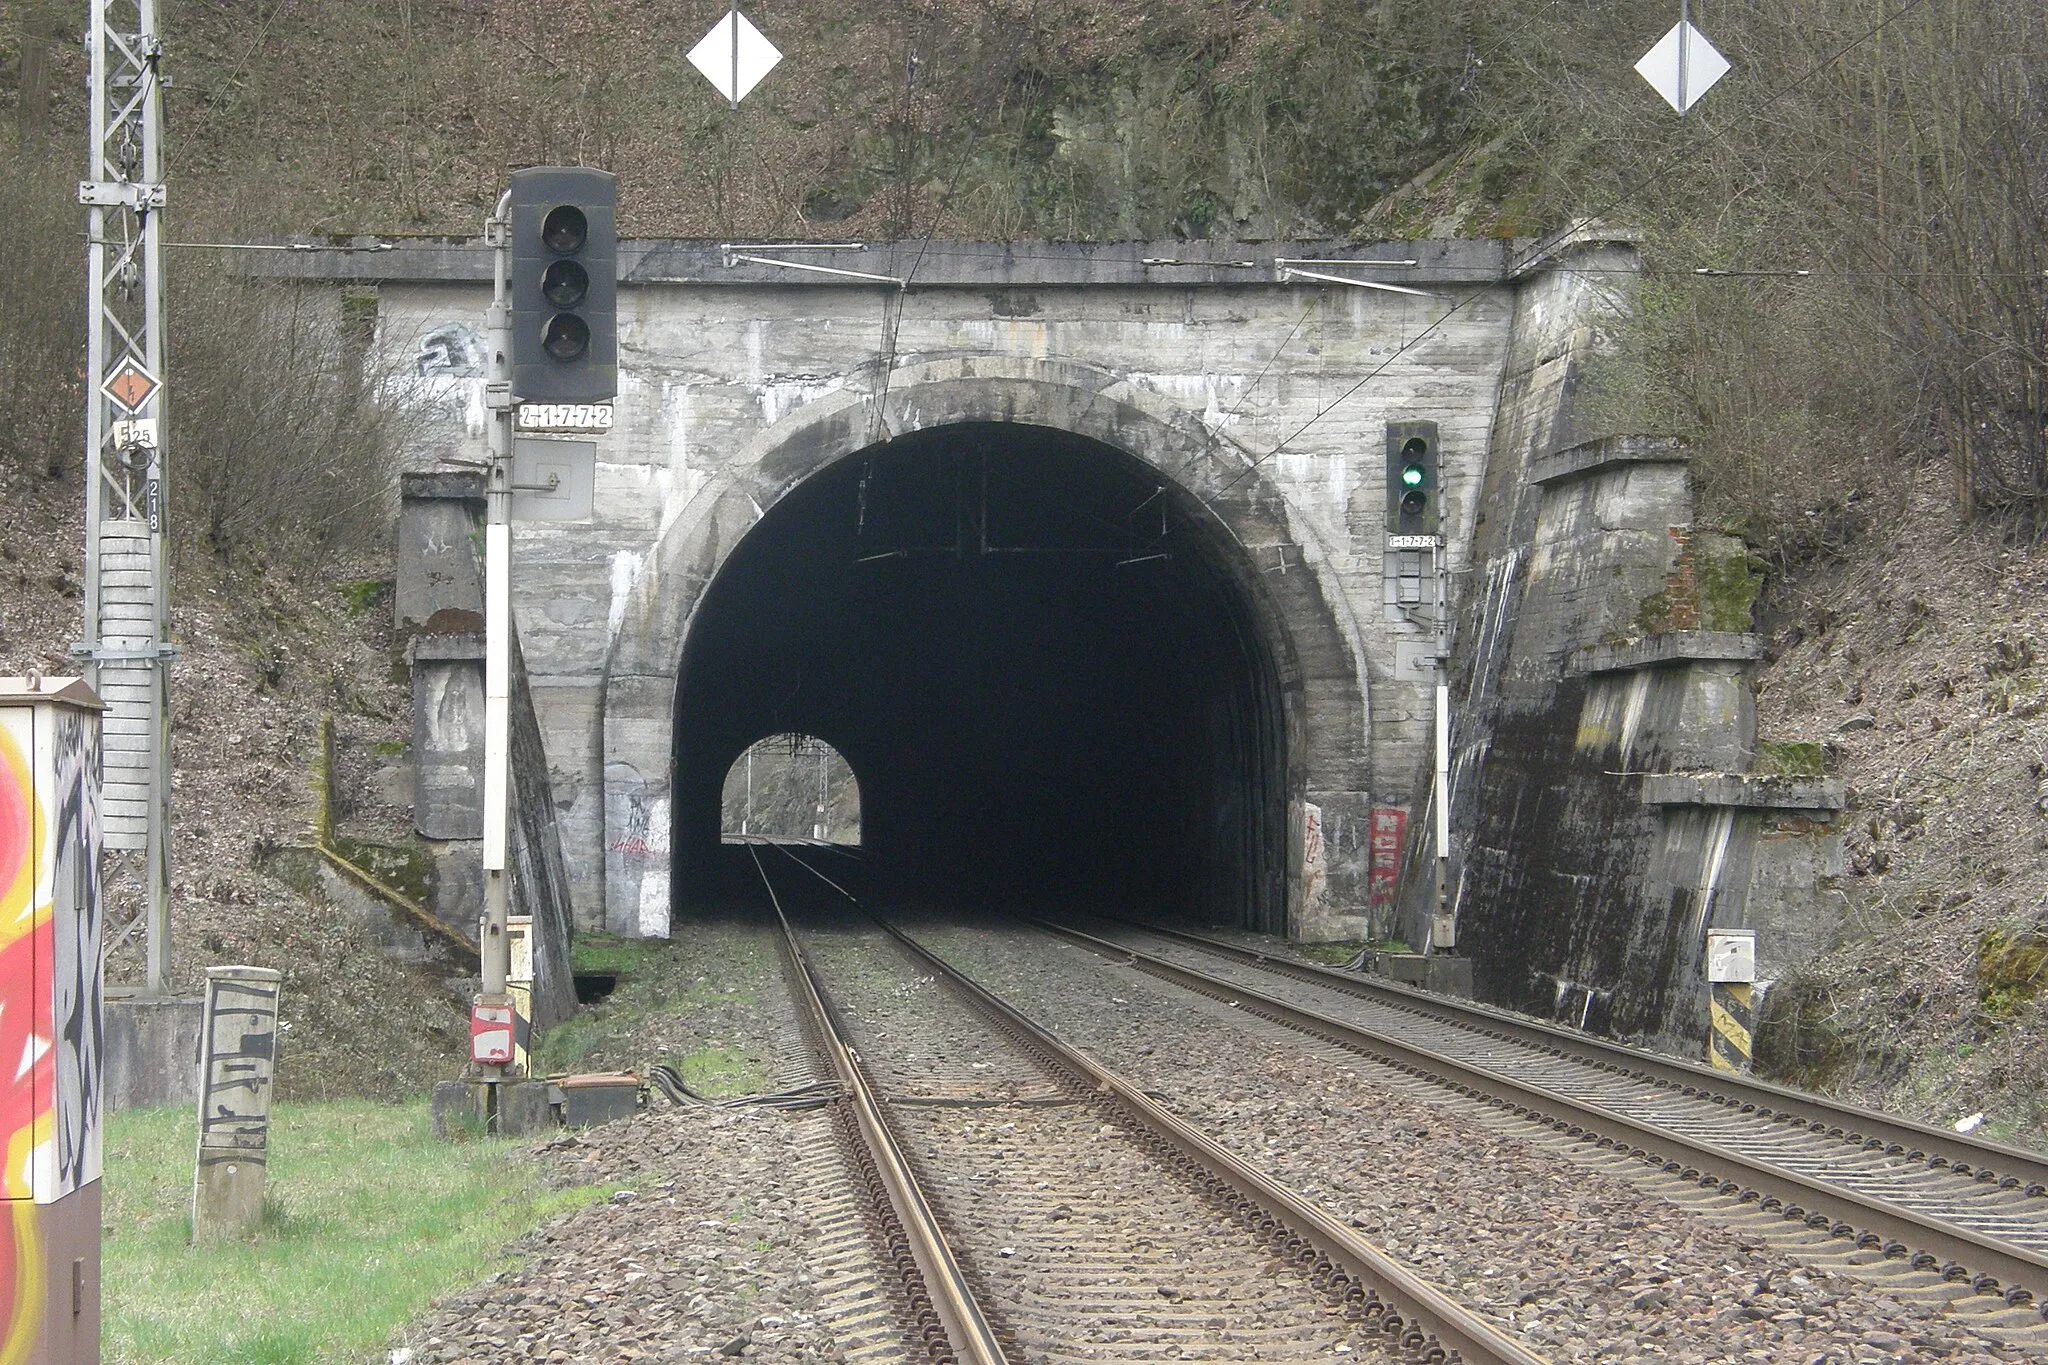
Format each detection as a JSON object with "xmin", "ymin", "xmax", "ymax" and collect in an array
[{"xmin": 671, "ymin": 422, "xmax": 1292, "ymax": 930}]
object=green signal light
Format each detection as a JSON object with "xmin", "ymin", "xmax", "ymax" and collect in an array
[{"xmin": 1401, "ymin": 464, "xmax": 1426, "ymax": 487}]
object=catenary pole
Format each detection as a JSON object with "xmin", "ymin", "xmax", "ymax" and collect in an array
[{"xmin": 81, "ymin": 0, "xmax": 173, "ymax": 994}]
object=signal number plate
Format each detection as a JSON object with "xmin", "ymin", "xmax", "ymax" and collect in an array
[{"xmin": 517, "ymin": 403, "xmax": 614, "ymax": 433}]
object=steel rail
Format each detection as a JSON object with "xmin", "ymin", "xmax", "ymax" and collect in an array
[
  {"xmin": 1090, "ymin": 914, "xmax": 2048, "ymax": 1197},
  {"xmin": 873, "ymin": 917, "xmax": 1551, "ymax": 1365},
  {"xmin": 1036, "ymin": 918, "xmax": 2048, "ymax": 1309},
  {"xmin": 752, "ymin": 851, "xmax": 1009, "ymax": 1365}
]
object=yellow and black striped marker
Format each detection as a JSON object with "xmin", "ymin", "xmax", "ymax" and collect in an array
[{"xmin": 1709, "ymin": 982, "xmax": 1754, "ymax": 1072}]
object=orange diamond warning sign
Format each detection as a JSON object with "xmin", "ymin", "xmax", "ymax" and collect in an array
[{"xmin": 103, "ymin": 359, "xmax": 158, "ymax": 413}]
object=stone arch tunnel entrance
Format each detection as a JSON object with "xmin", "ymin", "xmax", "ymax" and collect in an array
[{"xmin": 670, "ymin": 421, "xmax": 1294, "ymax": 930}]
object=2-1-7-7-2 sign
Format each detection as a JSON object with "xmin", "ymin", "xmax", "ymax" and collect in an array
[{"xmin": 516, "ymin": 403, "xmax": 614, "ymax": 433}]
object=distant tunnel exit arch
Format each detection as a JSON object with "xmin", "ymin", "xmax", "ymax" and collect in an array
[
  {"xmin": 602, "ymin": 356, "xmax": 1370, "ymax": 937},
  {"xmin": 720, "ymin": 733, "xmax": 863, "ymax": 846}
]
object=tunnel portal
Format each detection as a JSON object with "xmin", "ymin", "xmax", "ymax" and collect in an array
[{"xmin": 671, "ymin": 422, "xmax": 1291, "ymax": 930}]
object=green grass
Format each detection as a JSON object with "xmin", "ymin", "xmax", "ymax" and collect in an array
[
  {"xmin": 538, "ymin": 931, "xmax": 773, "ymax": 1088},
  {"xmin": 668, "ymin": 1044, "xmax": 768, "ymax": 1097},
  {"xmin": 568, "ymin": 932, "xmax": 678, "ymax": 977},
  {"xmin": 105, "ymin": 1100, "xmax": 604, "ymax": 1365}
]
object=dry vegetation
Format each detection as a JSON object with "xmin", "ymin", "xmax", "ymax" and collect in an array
[
  {"xmin": 1755, "ymin": 468, "xmax": 2048, "ymax": 1141},
  {"xmin": 1553, "ymin": 1, "xmax": 2048, "ymax": 552}
]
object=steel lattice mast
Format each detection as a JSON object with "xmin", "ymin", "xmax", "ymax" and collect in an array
[{"xmin": 79, "ymin": 0, "xmax": 171, "ymax": 994}]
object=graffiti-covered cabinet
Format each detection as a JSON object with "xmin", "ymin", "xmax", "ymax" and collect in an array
[{"xmin": 0, "ymin": 678, "xmax": 104, "ymax": 1365}]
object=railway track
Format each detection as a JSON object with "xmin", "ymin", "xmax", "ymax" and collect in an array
[
  {"xmin": 750, "ymin": 849, "xmax": 1546, "ymax": 1365},
  {"xmin": 1036, "ymin": 913, "xmax": 2048, "ymax": 1338}
]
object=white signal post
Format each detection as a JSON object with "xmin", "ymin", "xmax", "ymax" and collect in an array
[
  {"xmin": 1432, "ymin": 538, "xmax": 1453, "ymax": 951},
  {"xmin": 480, "ymin": 192, "xmax": 516, "ymax": 1044}
]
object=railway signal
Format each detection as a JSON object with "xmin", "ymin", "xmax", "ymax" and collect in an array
[
  {"xmin": 509, "ymin": 167, "xmax": 618, "ymax": 405},
  {"xmin": 1385, "ymin": 419, "xmax": 1451, "ymax": 950},
  {"xmin": 1385, "ymin": 420, "xmax": 1440, "ymax": 538}
]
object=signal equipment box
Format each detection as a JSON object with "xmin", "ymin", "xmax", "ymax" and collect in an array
[{"xmin": 0, "ymin": 677, "xmax": 105, "ymax": 1365}]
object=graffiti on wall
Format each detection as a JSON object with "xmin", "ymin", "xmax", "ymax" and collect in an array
[
  {"xmin": 604, "ymin": 762, "xmax": 671, "ymax": 937},
  {"xmin": 0, "ymin": 701, "xmax": 101, "ymax": 1365},
  {"xmin": 47, "ymin": 710, "xmax": 101, "ymax": 1202},
  {"xmin": 0, "ymin": 711, "xmax": 44, "ymax": 1364},
  {"xmin": 1368, "ymin": 806, "xmax": 1407, "ymax": 917},
  {"xmin": 1301, "ymin": 801, "xmax": 1327, "ymax": 917}
]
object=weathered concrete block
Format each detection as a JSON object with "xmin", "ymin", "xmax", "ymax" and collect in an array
[
  {"xmin": 1530, "ymin": 434, "xmax": 1690, "ymax": 487},
  {"xmin": 1378, "ymin": 953, "xmax": 1429, "ymax": 985},
  {"xmin": 395, "ymin": 474, "xmax": 484, "ymax": 635},
  {"xmin": 498, "ymin": 1080, "xmax": 560, "ymax": 1137},
  {"xmin": 553, "ymin": 1074, "xmax": 641, "ymax": 1128},
  {"xmin": 1570, "ymin": 631, "xmax": 1763, "ymax": 676},
  {"xmin": 432, "ymin": 1079, "xmax": 562, "ymax": 1139},
  {"xmin": 1640, "ymin": 771, "xmax": 1845, "ymax": 811},
  {"xmin": 431, "ymin": 1080, "xmax": 488, "ymax": 1139},
  {"xmin": 412, "ymin": 641, "xmax": 485, "ymax": 841},
  {"xmin": 105, "ymin": 995, "xmax": 202, "ymax": 1111}
]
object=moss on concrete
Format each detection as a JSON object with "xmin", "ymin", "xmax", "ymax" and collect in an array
[
  {"xmin": 326, "ymin": 834, "xmax": 437, "ymax": 909},
  {"xmin": 1633, "ymin": 588, "xmax": 1680, "ymax": 636},
  {"xmin": 1694, "ymin": 533, "xmax": 1764, "ymax": 633},
  {"xmin": 1978, "ymin": 926, "xmax": 2048, "ymax": 1018},
  {"xmin": 1755, "ymin": 740, "xmax": 1826, "ymax": 777}
]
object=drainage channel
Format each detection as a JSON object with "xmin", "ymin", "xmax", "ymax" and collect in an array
[
  {"xmin": 1038, "ymin": 915, "xmax": 2048, "ymax": 1331},
  {"xmin": 755, "ymin": 846, "xmax": 1544, "ymax": 1365}
]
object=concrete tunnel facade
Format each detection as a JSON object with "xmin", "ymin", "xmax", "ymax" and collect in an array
[{"xmin": 344, "ymin": 239, "xmax": 1538, "ymax": 942}]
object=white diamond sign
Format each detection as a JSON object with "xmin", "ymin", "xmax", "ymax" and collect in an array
[
  {"xmin": 688, "ymin": 9, "xmax": 782, "ymax": 106},
  {"xmin": 1634, "ymin": 20, "xmax": 1730, "ymax": 114}
]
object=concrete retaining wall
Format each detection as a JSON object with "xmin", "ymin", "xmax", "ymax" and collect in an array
[
  {"xmin": 1409, "ymin": 242, "xmax": 1846, "ymax": 1052},
  {"xmin": 395, "ymin": 473, "xmax": 576, "ymax": 1031}
]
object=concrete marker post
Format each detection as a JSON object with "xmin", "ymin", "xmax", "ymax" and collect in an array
[{"xmin": 192, "ymin": 965, "xmax": 282, "ymax": 1240}]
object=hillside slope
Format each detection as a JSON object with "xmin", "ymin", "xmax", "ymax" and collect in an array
[
  {"xmin": 1754, "ymin": 469, "xmax": 2048, "ymax": 1142},
  {"xmin": 0, "ymin": 456, "xmax": 465, "ymax": 1099}
]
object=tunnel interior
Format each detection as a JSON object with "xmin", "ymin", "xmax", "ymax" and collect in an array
[{"xmin": 671, "ymin": 422, "xmax": 1292, "ymax": 929}]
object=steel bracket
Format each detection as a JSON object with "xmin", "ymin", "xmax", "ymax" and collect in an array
[
  {"xmin": 78, "ymin": 180, "xmax": 166, "ymax": 210},
  {"xmin": 69, "ymin": 643, "xmax": 180, "ymax": 663}
]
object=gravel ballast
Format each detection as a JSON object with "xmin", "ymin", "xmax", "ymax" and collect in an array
[{"xmin": 913, "ymin": 918, "xmax": 2030, "ymax": 1364}]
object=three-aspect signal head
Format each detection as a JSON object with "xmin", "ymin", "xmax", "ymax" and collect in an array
[
  {"xmin": 1385, "ymin": 420, "xmax": 1441, "ymax": 537},
  {"xmin": 510, "ymin": 166, "xmax": 617, "ymax": 404}
]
